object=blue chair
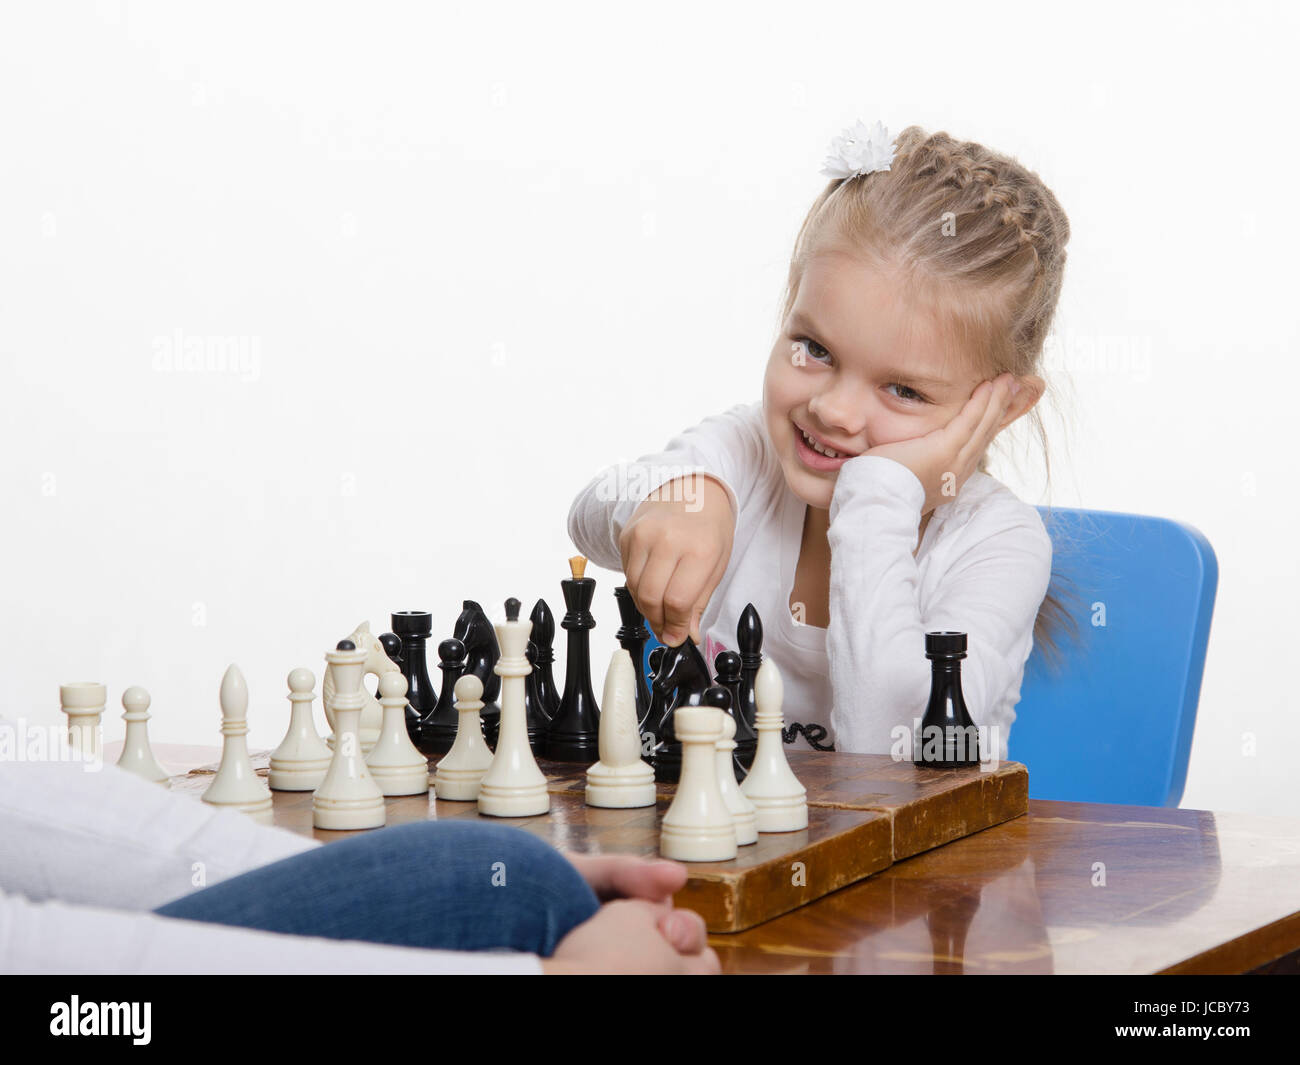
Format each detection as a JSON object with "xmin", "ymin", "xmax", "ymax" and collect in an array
[{"xmin": 1008, "ymin": 507, "xmax": 1218, "ymax": 807}]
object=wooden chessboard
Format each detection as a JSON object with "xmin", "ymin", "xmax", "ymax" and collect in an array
[{"xmin": 171, "ymin": 752, "xmax": 1027, "ymax": 933}]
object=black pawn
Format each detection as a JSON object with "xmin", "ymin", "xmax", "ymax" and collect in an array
[
  {"xmin": 614, "ymin": 585, "xmax": 652, "ymax": 724},
  {"xmin": 701, "ymin": 684, "xmax": 742, "ymax": 784},
  {"xmin": 453, "ymin": 600, "xmax": 501, "ymax": 748},
  {"xmin": 735, "ymin": 603, "xmax": 764, "ymax": 732},
  {"xmin": 419, "ymin": 638, "xmax": 467, "ymax": 756},
  {"xmin": 529, "ymin": 599, "xmax": 562, "ymax": 720},
  {"xmin": 388, "ymin": 612, "xmax": 435, "ymax": 746},
  {"xmin": 545, "ymin": 565, "xmax": 601, "ymax": 763},
  {"xmin": 915, "ymin": 631, "xmax": 981, "ymax": 768},
  {"xmin": 524, "ymin": 640, "xmax": 552, "ymax": 755},
  {"xmin": 714, "ymin": 650, "xmax": 756, "ymax": 777},
  {"xmin": 648, "ymin": 636, "xmax": 713, "ymax": 783}
]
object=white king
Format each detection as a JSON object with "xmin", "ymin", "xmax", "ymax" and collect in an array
[{"xmin": 476, "ymin": 598, "xmax": 550, "ymax": 818}]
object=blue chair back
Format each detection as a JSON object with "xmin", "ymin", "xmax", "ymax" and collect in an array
[{"xmin": 1009, "ymin": 507, "xmax": 1218, "ymax": 807}]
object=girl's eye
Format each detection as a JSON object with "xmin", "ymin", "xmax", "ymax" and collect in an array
[
  {"xmin": 792, "ymin": 337, "xmax": 831, "ymax": 364},
  {"xmin": 886, "ymin": 383, "xmax": 928, "ymax": 404}
]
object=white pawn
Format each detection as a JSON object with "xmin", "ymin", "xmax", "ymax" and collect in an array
[
  {"xmin": 313, "ymin": 640, "xmax": 386, "ymax": 829},
  {"xmin": 715, "ymin": 706, "xmax": 757, "ymax": 845},
  {"xmin": 202, "ymin": 665, "xmax": 273, "ymax": 818},
  {"xmin": 59, "ymin": 682, "xmax": 105, "ymax": 761},
  {"xmin": 586, "ymin": 649, "xmax": 656, "ymax": 808},
  {"xmin": 268, "ymin": 668, "xmax": 332, "ymax": 791},
  {"xmin": 366, "ymin": 671, "xmax": 430, "ymax": 796},
  {"xmin": 660, "ymin": 705, "xmax": 737, "ymax": 862},
  {"xmin": 433, "ymin": 674, "xmax": 495, "ymax": 800},
  {"xmin": 476, "ymin": 598, "xmax": 550, "ymax": 818},
  {"xmin": 116, "ymin": 686, "xmax": 169, "ymax": 784},
  {"xmin": 739, "ymin": 659, "xmax": 808, "ymax": 832}
]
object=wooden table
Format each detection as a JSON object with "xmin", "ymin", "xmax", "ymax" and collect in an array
[
  {"xmin": 164, "ymin": 745, "xmax": 1300, "ymax": 974},
  {"xmin": 708, "ymin": 798, "xmax": 1300, "ymax": 974}
]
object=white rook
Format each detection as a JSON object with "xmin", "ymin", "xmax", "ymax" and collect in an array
[{"xmin": 59, "ymin": 682, "xmax": 105, "ymax": 761}]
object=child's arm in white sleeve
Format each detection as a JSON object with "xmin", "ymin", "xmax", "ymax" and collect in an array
[
  {"xmin": 0, "ymin": 888, "xmax": 541, "ymax": 975},
  {"xmin": 567, "ymin": 401, "xmax": 767, "ymax": 570},
  {"xmin": 0, "ymin": 751, "xmax": 321, "ymax": 911},
  {"xmin": 825, "ymin": 457, "xmax": 1052, "ymax": 757}
]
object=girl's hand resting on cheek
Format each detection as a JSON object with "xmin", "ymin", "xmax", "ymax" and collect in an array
[
  {"xmin": 861, "ymin": 373, "xmax": 1020, "ymax": 515},
  {"xmin": 619, "ymin": 473, "xmax": 736, "ymax": 647}
]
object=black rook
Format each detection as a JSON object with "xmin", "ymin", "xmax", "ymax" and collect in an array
[{"xmin": 915, "ymin": 631, "xmax": 982, "ymax": 768}]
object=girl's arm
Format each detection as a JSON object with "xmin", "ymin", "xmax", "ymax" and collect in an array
[
  {"xmin": 825, "ymin": 456, "xmax": 1052, "ymax": 760},
  {"xmin": 567, "ymin": 401, "xmax": 768, "ymax": 570}
]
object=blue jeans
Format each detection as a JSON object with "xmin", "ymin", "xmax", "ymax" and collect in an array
[{"xmin": 154, "ymin": 821, "xmax": 601, "ymax": 957}]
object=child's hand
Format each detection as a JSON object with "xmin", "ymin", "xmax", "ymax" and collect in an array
[
  {"xmin": 618, "ymin": 473, "xmax": 735, "ymax": 646},
  {"xmin": 862, "ymin": 373, "xmax": 1020, "ymax": 514}
]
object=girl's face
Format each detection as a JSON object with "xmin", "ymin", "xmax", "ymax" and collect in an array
[{"xmin": 763, "ymin": 248, "xmax": 1008, "ymax": 511}]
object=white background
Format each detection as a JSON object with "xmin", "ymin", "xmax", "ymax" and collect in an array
[{"xmin": 1, "ymin": 1, "xmax": 1295, "ymax": 816}]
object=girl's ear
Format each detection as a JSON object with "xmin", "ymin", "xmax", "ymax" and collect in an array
[{"xmin": 999, "ymin": 374, "xmax": 1045, "ymax": 431}]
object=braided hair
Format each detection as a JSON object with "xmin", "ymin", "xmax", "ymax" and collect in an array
[{"xmin": 778, "ymin": 125, "xmax": 1078, "ymax": 665}]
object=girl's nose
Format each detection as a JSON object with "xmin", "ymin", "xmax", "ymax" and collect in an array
[{"xmin": 808, "ymin": 381, "xmax": 872, "ymax": 443}]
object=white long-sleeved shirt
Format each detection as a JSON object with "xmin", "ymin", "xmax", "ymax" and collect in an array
[
  {"xmin": 0, "ymin": 738, "xmax": 542, "ymax": 974},
  {"xmin": 567, "ymin": 400, "xmax": 1053, "ymax": 762}
]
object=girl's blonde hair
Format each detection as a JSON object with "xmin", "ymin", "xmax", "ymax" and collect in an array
[{"xmin": 779, "ymin": 124, "xmax": 1078, "ymax": 664}]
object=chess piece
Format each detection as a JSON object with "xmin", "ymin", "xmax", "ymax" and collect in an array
[
  {"xmin": 544, "ymin": 556, "xmax": 601, "ymax": 762},
  {"xmin": 454, "ymin": 600, "xmax": 502, "ymax": 747},
  {"xmin": 203, "ymin": 665, "xmax": 273, "ymax": 818},
  {"xmin": 433, "ymin": 674, "xmax": 495, "ymax": 800},
  {"xmin": 477, "ymin": 599, "xmax": 550, "ymax": 817},
  {"xmin": 648, "ymin": 637, "xmax": 713, "ymax": 783},
  {"xmin": 529, "ymin": 599, "xmax": 562, "ymax": 720},
  {"xmin": 714, "ymin": 650, "xmax": 757, "ymax": 776},
  {"xmin": 420, "ymin": 638, "xmax": 467, "ymax": 756},
  {"xmin": 377, "ymin": 630, "xmax": 419, "ymax": 742},
  {"xmin": 322, "ymin": 621, "xmax": 399, "ymax": 753},
  {"xmin": 59, "ymin": 682, "xmax": 105, "ymax": 761},
  {"xmin": 586, "ymin": 650, "xmax": 656, "ymax": 808},
  {"xmin": 313, "ymin": 640, "xmax": 386, "ymax": 830},
  {"xmin": 659, "ymin": 704, "xmax": 737, "ymax": 862},
  {"xmin": 116, "ymin": 686, "xmax": 169, "ymax": 784},
  {"xmin": 739, "ymin": 659, "xmax": 808, "ymax": 832},
  {"xmin": 736, "ymin": 603, "xmax": 764, "ymax": 733},
  {"xmin": 389, "ymin": 612, "xmax": 437, "ymax": 747},
  {"xmin": 707, "ymin": 688, "xmax": 757, "ymax": 845},
  {"xmin": 269, "ymin": 668, "xmax": 332, "ymax": 791},
  {"xmin": 614, "ymin": 585, "xmax": 652, "ymax": 723},
  {"xmin": 914, "ymin": 631, "xmax": 981, "ymax": 767},
  {"xmin": 640, "ymin": 645, "xmax": 667, "ymax": 736},
  {"xmin": 523, "ymin": 641, "xmax": 552, "ymax": 755},
  {"xmin": 366, "ymin": 671, "xmax": 430, "ymax": 795}
]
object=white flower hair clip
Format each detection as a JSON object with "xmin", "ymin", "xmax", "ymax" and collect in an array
[{"xmin": 819, "ymin": 119, "xmax": 896, "ymax": 180}]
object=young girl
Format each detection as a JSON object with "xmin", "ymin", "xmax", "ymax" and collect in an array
[{"xmin": 567, "ymin": 121, "xmax": 1069, "ymax": 763}]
